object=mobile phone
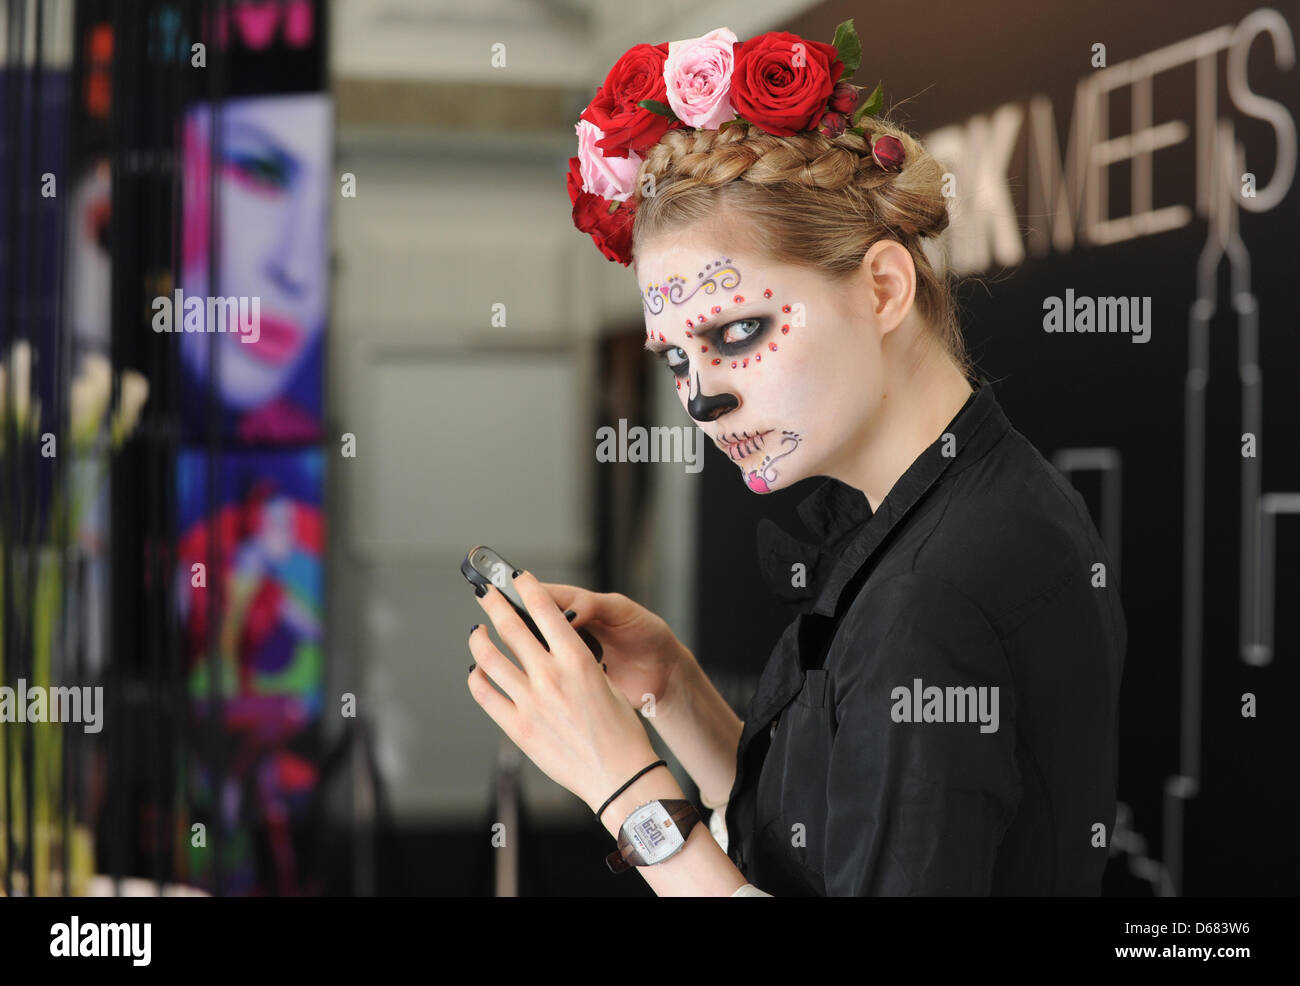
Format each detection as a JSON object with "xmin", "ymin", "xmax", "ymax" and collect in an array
[{"xmin": 462, "ymin": 545, "xmax": 603, "ymax": 661}]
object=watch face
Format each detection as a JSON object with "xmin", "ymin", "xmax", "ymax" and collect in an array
[{"xmin": 627, "ymin": 803, "xmax": 685, "ymax": 863}]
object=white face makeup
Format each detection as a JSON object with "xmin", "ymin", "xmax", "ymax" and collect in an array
[
  {"xmin": 180, "ymin": 93, "xmax": 330, "ymax": 412},
  {"xmin": 636, "ymin": 232, "xmax": 888, "ymax": 495}
]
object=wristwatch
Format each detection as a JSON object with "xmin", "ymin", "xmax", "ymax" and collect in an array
[{"xmin": 605, "ymin": 799, "xmax": 701, "ymax": 874}]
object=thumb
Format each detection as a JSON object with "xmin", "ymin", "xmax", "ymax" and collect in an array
[{"xmin": 538, "ymin": 581, "xmax": 590, "ymax": 618}]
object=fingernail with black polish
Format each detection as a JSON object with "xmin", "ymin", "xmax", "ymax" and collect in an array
[
  {"xmin": 475, "ymin": 584, "xmax": 488, "ymax": 598},
  {"xmin": 468, "ymin": 663, "xmax": 476, "ymax": 675},
  {"xmin": 564, "ymin": 610, "xmax": 577, "ymax": 621},
  {"xmin": 469, "ymin": 623, "xmax": 480, "ymax": 638},
  {"xmin": 511, "ymin": 568, "xmax": 522, "ymax": 579}
]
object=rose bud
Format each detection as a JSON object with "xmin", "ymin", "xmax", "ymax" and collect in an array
[
  {"xmin": 829, "ymin": 81, "xmax": 858, "ymax": 115},
  {"xmin": 818, "ymin": 111, "xmax": 847, "ymax": 138},
  {"xmin": 871, "ymin": 134, "xmax": 905, "ymax": 170}
]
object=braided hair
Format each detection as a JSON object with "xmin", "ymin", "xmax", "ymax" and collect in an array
[{"xmin": 632, "ymin": 118, "xmax": 971, "ymax": 380}]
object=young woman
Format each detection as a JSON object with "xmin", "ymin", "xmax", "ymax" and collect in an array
[{"xmin": 467, "ymin": 24, "xmax": 1125, "ymax": 896}]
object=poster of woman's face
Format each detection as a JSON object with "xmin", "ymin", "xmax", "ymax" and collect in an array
[
  {"xmin": 174, "ymin": 446, "xmax": 325, "ymax": 895},
  {"xmin": 180, "ymin": 92, "xmax": 330, "ymax": 443}
]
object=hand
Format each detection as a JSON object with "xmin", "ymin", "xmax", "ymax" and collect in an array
[
  {"xmin": 468, "ymin": 570, "xmax": 661, "ymax": 813},
  {"xmin": 538, "ymin": 580, "xmax": 694, "ymax": 718}
]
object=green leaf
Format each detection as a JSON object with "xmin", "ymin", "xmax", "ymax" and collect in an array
[
  {"xmin": 638, "ymin": 99, "xmax": 677, "ymax": 119},
  {"xmin": 831, "ymin": 19, "xmax": 862, "ymax": 79},
  {"xmin": 846, "ymin": 126, "xmax": 865, "ymax": 137},
  {"xmin": 852, "ymin": 81, "xmax": 883, "ymax": 125},
  {"xmin": 719, "ymin": 116, "xmax": 755, "ymax": 131}
]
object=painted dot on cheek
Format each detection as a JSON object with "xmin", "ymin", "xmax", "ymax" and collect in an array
[
  {"xmin": 782, "ymin": 305, "xmax": 791, "ymax": 313},
  {"xmin": 686, "ymin": 319, "xmax": 693, "ymax": 328},
  {"xmin": 685, "ymin": 330, "xmax": 693, "ymax": 338},
  {"xmin": 711, "ymin": 358, "xmax": 720, "ymax": 365},
  {"xmin": 697, "ymin": 313, "xmax": 706, "ymax": 323},
  {"xmin": 676, "ymin": 379, "xmax": 681, "ymax": 389},
  {"xmin": 782, "ymin": 324, "xmax": 790, "ymax": 333},
  {"xmin": 743, "ymin": 358, "xmax": 749, "ymax": 367},
  {"xmin": 730, "ymin": 361, "xmax": 737, "ymax": 368},
  {"xmin": 658, "ymin": 332, "xmax": 665, "ymax": 342},
  {"xmin": 711, "ymin": 306, "xmax": 722, "ymax": 314},
  {"xmin": 733, "ymin": 295, "xmax": 744, "ymax": 303},
  {"xmin": 763, "ymin": 288, "xmax": 772, "ymax": 299},
  {"xmin": 700, "ymin": 344, "xmax": 708, "ymax": 352},
  {"xmin": 756, "ymin": 354, "xmax": 761, "ymax": 361},
  {"xmin": 768, "ymin": 342, "xmax": 777, "ymax": 351}
]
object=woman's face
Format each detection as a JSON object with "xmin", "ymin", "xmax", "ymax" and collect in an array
[
  {"xmin": 636, "ymin": 229, "xmax": 892, "ymax": 494},
  {"xmin": 180, "ymin": 93, "xmax": 330, "ymax": 411}
]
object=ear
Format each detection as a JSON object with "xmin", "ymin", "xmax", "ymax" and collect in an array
[{"xmin": 856, "ymin": 239, "xmax": 917, "ymax": 336}]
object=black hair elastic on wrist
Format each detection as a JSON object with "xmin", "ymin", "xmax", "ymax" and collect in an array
[{"xmin": 597, "ymin": 760, "xmax": 667, "ymax": 824}]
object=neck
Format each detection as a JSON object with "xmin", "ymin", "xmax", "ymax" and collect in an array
[{"xmin": 829, "ymin": 342, "xmax": 974, "ymax": 513}]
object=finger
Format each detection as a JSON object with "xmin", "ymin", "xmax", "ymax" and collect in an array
[
  {"xmin": 467, "ymin": 656, "xmax": 521, "ymax": 738},
  {"xmin": 468, "ymin": 624, "xmax": 528, "ymax": 699},
  {"xmin": 537, "ymin": 581, "xmax": 585, "ymax": 611},
  {"xmin": 537, "ymin": 582, "xmax": 597, "ymax": 626},
  {"xmin": 539, "ymin": 582, "xmax": 638, "ymax": 630},
  {"xmin": 513, "ymin": 570, "xmax": 586, "ymax": 664},
  {"xmin": 476, "ymin": 584, "xmax": 548, "ymax": 675}
]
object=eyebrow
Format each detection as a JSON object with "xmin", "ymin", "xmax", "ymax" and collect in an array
[{"xmin": 641, "ymin": 299, "xmax": 758, "ymax": 353}]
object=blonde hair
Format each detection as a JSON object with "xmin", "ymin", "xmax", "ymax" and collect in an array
[{"xmin": 631, "ymin": 117, "xmax": 973, "ymax": 381}]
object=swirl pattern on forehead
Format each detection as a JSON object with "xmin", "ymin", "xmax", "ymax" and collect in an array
[{"xmin": 642, "ymin": 261, "xmax": 741, "ymax": 315}]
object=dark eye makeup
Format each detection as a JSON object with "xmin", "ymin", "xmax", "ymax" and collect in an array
[{"xmin": 656, "ymin": 316, "xmax": 771, "ymax": 378}]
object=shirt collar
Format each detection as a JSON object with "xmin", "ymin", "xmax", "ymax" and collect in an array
[{"xmin": 755, "ymin": 376, "xmax": 1008, "ymax": 616}]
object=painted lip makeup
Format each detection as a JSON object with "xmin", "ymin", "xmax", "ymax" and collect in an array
[
  {"xmin": 243, "ymin": 312, "xmax": 303, "ymax": 366},
  {"xmin": 716, "ymin": 429, "xmax": 774, "ymax": 461}
]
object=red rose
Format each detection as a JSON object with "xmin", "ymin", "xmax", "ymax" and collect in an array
[
  {"xmin": 580, "ymin": 42, "xmax": 681, "ymax": 158},
  {"xmin": 567, "ymin": 156, "xmax": 635, "ymax": 265},
  {"xmin": 730, "ymin": 32, "xmax": 844, "ymax": 136}
]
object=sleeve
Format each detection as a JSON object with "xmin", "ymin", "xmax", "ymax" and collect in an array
[
  {"xmin": 707, "ymin": 807, "xmax": 729, "ymax": 854},
  {"xmin": 710, "ymin": 808, "xmax": 776, "ymax": 895},
  {"xmin": 823, "ymin": 572, "xmax": 1021, "ymax": 895}
]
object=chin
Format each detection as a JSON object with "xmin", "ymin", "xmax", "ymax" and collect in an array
[
  {"xmin": 740, "ymin": 441, "xmax": 810, "ymax": 493},
  {"xmin": 742, "ymin": 465, "xmax": 789, "ymax": 494}
]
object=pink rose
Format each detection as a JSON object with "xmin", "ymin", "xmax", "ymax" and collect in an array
[
  {"xmin": 664, "ymin": 27, "xmax": 738, "ymax": 130},
  {"xmin": 575, "ymin": 119, "xmax": 642, "ymax": 202}
]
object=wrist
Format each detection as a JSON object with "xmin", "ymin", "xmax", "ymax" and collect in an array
[
  {"xmin": 656, "ymin": 646, "xmax": 702, "ymax": 723},
  {"xmin": 586, "ymin": 745, "xmax": 661, "ymax": 819},
  {"xmin": 597, "ymin": 763, "xmax": 687, "ymax": 838}
]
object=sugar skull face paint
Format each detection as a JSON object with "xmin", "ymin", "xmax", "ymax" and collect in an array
[
  {"xmin": 744, "ymin": 431, "xmax": 802, "ymax": 492},
  {"xmin": 636, "ymin": 231, "xmax": 892, "ymax": 496}
]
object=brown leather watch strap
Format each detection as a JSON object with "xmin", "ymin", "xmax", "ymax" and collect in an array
[{"xmin": 605, "ymin": 799, "xmax": 701, "ymax": 874}]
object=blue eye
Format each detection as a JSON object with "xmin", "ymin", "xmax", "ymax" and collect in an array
[
  {"xmin": 720, "ymin": 318, "xmax": 766, "ymax": 349},
  {"xmin": 663, "ymin": 347, "xmax": 689, "ymax": 376}
]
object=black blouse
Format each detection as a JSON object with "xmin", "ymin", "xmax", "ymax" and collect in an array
[{"xmin": 722, "ymin": 377, "xmax": 1126, "ymax": 895}]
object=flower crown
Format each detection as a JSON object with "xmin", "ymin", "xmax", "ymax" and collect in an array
[{"xmin": 567, "ymin": 19, "xmax": 902, "ymax": 267}]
